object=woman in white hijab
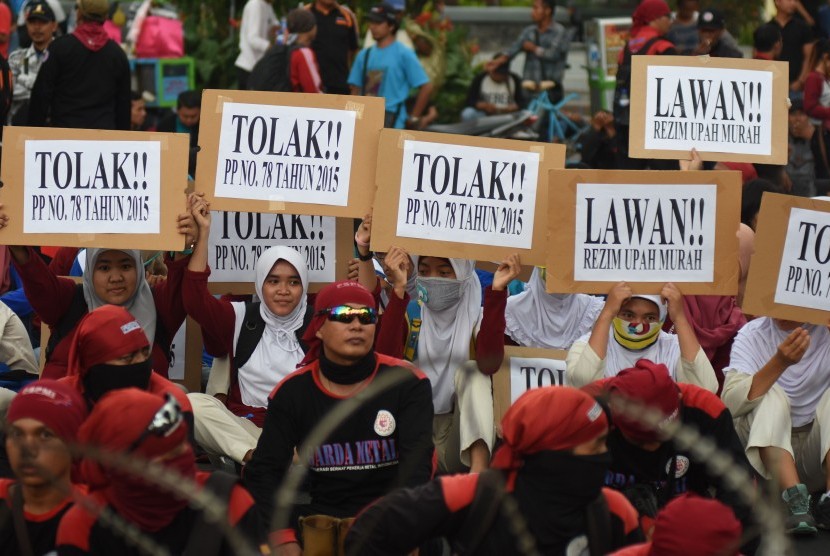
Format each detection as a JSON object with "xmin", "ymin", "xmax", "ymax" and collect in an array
[
  {"xmin": 567, "ymin": 281, "xmax": 716, "ymax": 392},
  {"xmin": 411, "ymin": 254, "xmax": 517, "ymax": 473},
  {"xmin": 183, "ymin": 202, "xmax": 311, "ymax": 465}
]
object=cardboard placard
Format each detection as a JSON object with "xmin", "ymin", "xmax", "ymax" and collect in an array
[
  {"xmin": 492, "ymin": 346, "xmax": 569, "ymax": 422},
  {"xmin": 475, "ymin": 260, "xmax": 534, "ymax": 283},
  {"xmin": 196, "ymin": 90, "xmax": 384, "ymax": 218},
  {"xmin": 628, "ymin": 56, "xmax": 788, "ymax": 164},
  {"xmin": 207, "ymin": 217, "xmax": 354, "ymax": 295},
  {"xmin": 371, "ymin": 130, "xmax": 564, "ymax": 264},
  {"xmin": 0, "ymin": 127, "xmax": 189, "ymax": 251},
  {"xmin": 742, "ymin": 194, "xmax": 830, "ymax": 324},
  {"xmin": 547, "ymin": 169, "xmax": 741, "ymax": 295}
]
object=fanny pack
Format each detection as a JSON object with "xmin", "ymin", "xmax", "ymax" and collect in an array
[{"xmin": 298, "ymin": 514, "xmax": 355, "ymax": 556}]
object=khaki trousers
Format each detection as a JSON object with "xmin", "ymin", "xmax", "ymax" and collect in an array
[
  {"xmin": 187, "ymin": 392, "xmax": 262, "ymax": 464},
  {"xmin": 733, "ymin": 384, "xmax": 830, "ymax": 492},
  {"xmin": 433, "ymin": 361, "xmax": 495, "ymax": 473}
]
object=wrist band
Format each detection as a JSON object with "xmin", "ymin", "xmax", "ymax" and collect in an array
[
  {"xmin": 354, "ymin": 231, "xmax": 370, "ymax": 248},
  {"xmin": 358, "ymin": 251, "xmax": 374, "ymax": 262}
]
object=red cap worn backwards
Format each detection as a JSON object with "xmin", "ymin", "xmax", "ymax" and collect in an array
[
  {"xmin": 7, "ymin": 379, "xmax": 88, "ymax": 443},
  {"xmin": 299, "ymin": 280, "xmax": 376, "ymax": 366},
  {"xmin": 606, "ymin": 359, "xmax": 681, "ymax": 444},
  {"xmin": 66, "ymin": 305, "xmax": 150, "ymax": 377},
  {"xmin": 632, "ymin": 0, "xmax": 671, "ymax": 34},
  {"xmin": 491, "ymin": 386, "xmax": 608, "ymax": 473}
]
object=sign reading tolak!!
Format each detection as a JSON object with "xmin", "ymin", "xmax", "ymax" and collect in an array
[
  {"xmin": 396, "ymin": 140, "xmax": 539, "ymax": 249},
  {"xmin": 547, "ymin": 170, "xmax": 742, "ymax": 295},
  {"xmin": 372, "ymin": 130, "xmax": 564, "ymax": 264},
  {"xmin": 629, "ymin": 56, "xmax": 788, "ymax": 164},
  {"xmin": 492, "ymin": 347, "xmax": 569, "ymax": 422},
  {"xmin": 215, "ymin": 102, "xmax": 355, "ymax": 205},
  {"xmin": 23, "ymin": 140, "xmax": 161, "ymax": 233},
  {"xmin": 208, "ymin": 211, "xmax": 337, "ymax": 283},
  {"xmin": 0, "ymin": 127, "xmax": 188, "ymax": 251},
  {"xmin": 197, "ymin": 91, "xmax": 384, "ymax": 218},
  {"xmin": 744, "ymin": 195, "xmax": 830, "ymax": 324},
  {"xmin": 575, "ymin": 183, "xmax": 717, "ymax": 282},
  {"xmin": 775, "ymin": 208, "xmax": 830, "ymax": 311}
]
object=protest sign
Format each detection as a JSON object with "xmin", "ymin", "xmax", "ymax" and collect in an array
[
  {"xmin": 743, "ymin": 194, "xmax": 830, "ymax": 325},
  {"xmin": 371, "ymin": 130, "xmax": 564, "ymax": 264},
  {"xmin": 197, "ymin": 90, "xmax": 384, "ymax": 217},
  {"xmin": 207, "ymin": 215, "xmax": 353, "ymax": 294},
  {"xmin": 629, "ymin": 56, "xmax": 788, "ymax": 164},
  {"xmin": 0, "ymin": 127, "xmax": 189, "ymax": 251},
  {"xmin": 492, "ymin": 346, "xmax": 569, "ymax": 422},
  {"xmin": 547, "ymin": 169, "xmax": 741, "ymax": 295}
]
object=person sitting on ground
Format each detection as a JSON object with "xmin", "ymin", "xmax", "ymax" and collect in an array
[
  {"xmin": 666, "ymin": 0, "xmax": 700, "ymax": 55},
  {"xmin": 475, "ymin": 264, "xmax": 605, "ymax": 384},
  {"xmin": 345, "ymin": 386, "xmax": 643, "ymax": 555},
  {"xmin": 354, "ymin": 216, "xmax": 515, "ymax": 474},
  {"xmin": 56, "ymin": 388, "xmax": 261, "ymax": 554},
  {"xmin": 59, "ymin": 305, "xmax": 193, "ymax": 427},
  {"xmin": 609, "ymin": 493, "xmax": 742, "ymax": 556},
  {"xmin": 185, "ymin": 205, "xmax": 408, "ymax": 467},
  {"xmin": 753, "ymin": 22, "xmax": 783, "ymax": 60},
  {"xmin": 580, "ymin": 109, "xmax": 621, "ymax": 169},
  {"xmin": 0, "ymin": 195, "xmax": 197, "ymax": 380},
  {"xmin": 567, "ymin": 282, "xmax": 717, "ymax": 393},
  {"xmin": 694, "ymin": 8, "xmax": 743, "ymax": 58},
  {"xmin": 244, "ymin": 280, "xmax": 434, "ymax": 554},
  {"xmin": 0, "ymin": 380, "xmax": 87, "ymax": 555},
  {"xmin": 461, "ymin": 55, "xmax": 524, "ymax": 122},
  {"xmin": 587, "ymin": 360, "xmax": 755, "ymax": 547},
  {"xmin": 721, "ymin": 317, "xmax": 830, "ymax": 535}
]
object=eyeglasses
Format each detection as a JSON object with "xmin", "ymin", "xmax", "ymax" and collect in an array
[
  {"xmin": 317, "ymin": 305, "xmax": 378, "ymax": 325},
  {"xmin": 127, "ymin": 394, "xmax": 184, "ymax": 453}
]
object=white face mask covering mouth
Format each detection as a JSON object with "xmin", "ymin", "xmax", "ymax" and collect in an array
[{"xmin": 417, "ymin": 276, "xmax": 463, "ymax": 311}]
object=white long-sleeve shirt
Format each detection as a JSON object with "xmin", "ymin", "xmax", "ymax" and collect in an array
[{"xmin": 235, "ymin": 0, "xmax": 278, "ymax": 72}]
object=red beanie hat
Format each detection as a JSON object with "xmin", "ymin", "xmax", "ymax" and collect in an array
[
  {"xmin": 606, "ymin": 359, "xmax": 680, "ymax": 444},
  {"xmin": 66, "ymin": 305, "xmax": 150, "ymax": 377},
  {"xmin": 632, "ymin": 0, "xmax": 671, "ymax": 33},
  {"xmin": 7, "ymin": 379, "xmax": 88, "ymax": 443},
  {"xmin": 649, "ymin": 493, "xmax": 742, "ymax": 555},
  {"xmin": 299, "ymin": 280, "xmax": 377, "ymax": 366},
  {"xmin": 491, "ymin": 386, "xmax": 608, "ymax": 473}
]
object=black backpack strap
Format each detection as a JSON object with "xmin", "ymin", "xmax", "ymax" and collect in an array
[
  {"xmin": 585, "ymin": 492, "xmax": 612, "ymax": 556},
  {"xmin": 45, "ymin": 285, "xmax": 88, "ymax": 363},
  {"xmin": 183, "ymin": 472, "xmax": 239, "ymax": 556},
  {"xmin": 233, "ymin": 302, "xmax": 266, "ymax": 370},
  {"xmin": 452, "ymin": 469, "xmax": 506, "ymax": 555}
]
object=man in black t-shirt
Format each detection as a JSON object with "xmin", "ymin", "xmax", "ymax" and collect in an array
[
  {"xmin": 1, "ymin": 380, "xmax": 87, "ymax": 556},
  {"xmin": 770, "ymin": 0, "xmax": 817, "ymax": 98},
  {"xmin": 304, "ymin": 0, "xmax": 359, "ymax": 94},
  {"xmin": 245, "ymin": 280, "xmax": 434, "ymax": 554}
]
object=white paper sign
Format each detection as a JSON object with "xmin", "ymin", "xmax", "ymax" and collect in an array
[
  {"xmin": 510, "ymin": 356, "xmax": 567, "ymax": 403},
  {"xmin": 208, "ymin": 211, "xmax": 336, "ymax": 283},
  {"xmin": 396, "ymin": 140, "xmax": 539, "ymax": 249},
  {"xmin": 774, "ymin": 207, "xmax": 830, "ymax": 311},
  {"xmin": 644, "ymin": 66, "xmax": 773, "ymax": 156},
  {"xmin": 214, "ymin": 102, "xmax": 356, "ymax": 205},
  {"xmin": 574, "ymin": 183, "xmax": 717, "ymax": 282},
  {"xmin": 167, "ymin": 321, "xmax": 187, "ymax": 381},
  {"xmin": 23, "ymin": 140, "xmax": 161, "ymax": 233}
]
